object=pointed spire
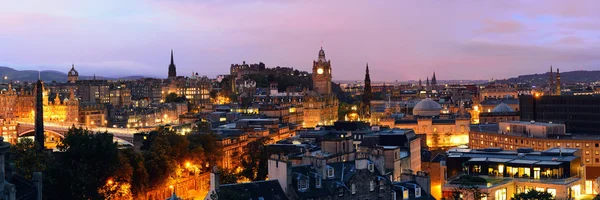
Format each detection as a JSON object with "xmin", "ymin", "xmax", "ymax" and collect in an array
[
  {"xmin": 170, "ymin": 49, "xmax": 174, "ymax": 65},
  {"xmin": 38, "ymin": 70, "xmax": 41, "ymax": 80}
]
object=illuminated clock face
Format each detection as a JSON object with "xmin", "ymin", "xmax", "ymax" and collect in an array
[{"xmin": 317, "ymin": 68, "xmax": 324, "ymax": 74}]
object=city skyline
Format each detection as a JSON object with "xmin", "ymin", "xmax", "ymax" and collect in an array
[{"xmin": 2, "ymin": 0, "xmax": 600, "ymax": 81}]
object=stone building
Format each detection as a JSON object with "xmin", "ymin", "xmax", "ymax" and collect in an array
[
  {"xmin": 443, "ymin": 147, "xmax": 585, "ymax": 199},
  {"xmin": 380, "ymin": 98, "xmax": 470, "ymax": 148},
  {"xmin": 470, "ymin": 121, "xmax": 600, "ymax": 194},
  {"xmin": 302, "ymin": 47, "xmax": 339, "ymax": 128},
  {"xmin": 269, "ymin": 154, "xmax": 394, "ymax": 200},
  {"xmin": 67, "ymin": 64, "xmax": 78, "ymax": 83}
]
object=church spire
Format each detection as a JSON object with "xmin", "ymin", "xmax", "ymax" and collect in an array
[
  {"xmin": 168, "ymin": 49, "xmax": 177, "ymax": 78},
  {"xmin": 549, "ymin": 65, "xmax": 554, "ymax": 94},
  {"xmin": 432, "ymin": 71, "xmax": 437, "ymax": 86},
  {"xmin": 556, "ymin": 68, "xmax": 561, "ymax": 96},
  {"xmin": 363, "ymin": 62, "xmax": 372, "ymax": 119},
  {"xmin": 170, "ymin": 49, "xmax": 174, "ymax": 65}
]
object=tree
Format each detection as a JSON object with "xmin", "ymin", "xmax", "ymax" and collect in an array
[
  {"xmin": 240, "ymin": 137, "xmax": 271, "ymax": 181},
  {"xmin": 122, "ymin": 149, "xmax": 149, "ymax": 196},
  {"xmin": 45, "ymin": 127, "xmax": 133, "ymax": 199},
  {"xmin": 165, "ymin": 92, "xmax": 178, "ymax": 103},
  {"xmin": 219, "ymin": 167, "xmax": 241, "ymax": 184},
  {"xmin": 448, "ymin": 175, "xmax": 488, "ymax": 200},
  {"xmin": 165, "ymin": 92, "xmax": 187, "ymax": 103},
  {"xmin": 143, "ymin": 131, "xmax": 177, "ymax": 189},
  {"xmin": 512, "ymin": 190, "xmax": 554, "ymax": 200},
  {"xmin": 9, "ymin": 138, "xmax": 53, "ymax": 179}
]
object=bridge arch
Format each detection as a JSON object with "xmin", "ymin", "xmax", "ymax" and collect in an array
[
  {"xmin": 18, "ymin": 129, "xmax": 134, "ymax": 146},
  {"xmin": 18, "ymin": 129, "xmax": 65, "ymax": 138}
]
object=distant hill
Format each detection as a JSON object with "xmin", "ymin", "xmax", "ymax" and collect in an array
[
  {"xmin": 500, "ymin": 70, "xmax": 600, "ymax": 85},
  {"xmin": 0, "ymin": 66, "xmax": 146, "ymax": 83}
]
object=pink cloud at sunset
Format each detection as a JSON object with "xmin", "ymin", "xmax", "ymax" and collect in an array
[{"xmin": 1, "ymin": 0, "xmax": 599, "ymax": 81}]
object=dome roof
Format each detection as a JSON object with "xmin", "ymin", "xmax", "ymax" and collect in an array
[
  {"xmin": 68, "ymin": 64, "xmax": 78, "ymax": 76},
  {"xmin": 413, "ymin": 98, "xmax": 442, "ymax": 116},
  {"xmin": 492, "ymin": 103, "xmax": 514, "ymax": 113}
]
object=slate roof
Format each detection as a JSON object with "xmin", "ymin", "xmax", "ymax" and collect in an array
[
  {"xmin": 392, "ymin": 181, "xmax": 436, "ymax": 200},
  {"xmin": 290, "ymin": 160, "xmax": 388, "ymax": 199},
  {"xmin": 218, "ymin": 180, "xmax": 288, "ymax": 200}
]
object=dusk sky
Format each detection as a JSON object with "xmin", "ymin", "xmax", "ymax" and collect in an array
[{"xmin": 1, "ymin": 0, "xmax": 600, "ymax": 81}]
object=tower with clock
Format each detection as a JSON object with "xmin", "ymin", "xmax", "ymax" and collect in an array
[{"xmin": 312, "ymin": 47, "xmax": 332, "ymax": 94}]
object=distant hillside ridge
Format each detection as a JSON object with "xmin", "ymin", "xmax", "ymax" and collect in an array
[
  {"xmin": 0, "ymin": 66, "xmax": 146, "ymax": 82},
  {"xmin": 500, "ymin": 70, "xmax": 600, "ymax": 85}
]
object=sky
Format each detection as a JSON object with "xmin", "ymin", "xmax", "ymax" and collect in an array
[{"xmin": 1, "ymin": 0, "xmax": 600, "ymax": 81}]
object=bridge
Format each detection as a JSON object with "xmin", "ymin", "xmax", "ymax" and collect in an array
[{"xmin": 16, "ymin": 122, "xmax": 155, "ymax": 146}]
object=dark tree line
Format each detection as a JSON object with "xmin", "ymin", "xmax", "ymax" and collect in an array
[{"xmin": 9, "ymin": 121, "xmax": 278, "ymax": 199}]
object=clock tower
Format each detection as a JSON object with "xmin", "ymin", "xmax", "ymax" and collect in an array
[{"xmin": 312, "ymin": 47, "xmax": 332, "ymax": 94}]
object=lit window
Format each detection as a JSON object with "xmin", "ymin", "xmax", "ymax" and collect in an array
[
  {"xmin": 352, "ymin": 184, "xmax": 356, "ymax": 194},
  {"xmin": 370, "ymin": 181, "xmax": 375, "ymax": 191},
  {"xmin": 547, "ymin": 188, "xmax": 556, "ymax": 197}
]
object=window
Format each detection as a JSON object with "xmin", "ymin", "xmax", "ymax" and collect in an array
[
  {"xmin": 596, "ymin": 158, "xmax": 599, "ymax": 163},
  {"xmin": 577, "ymin": 143, "xmax": 580, "ymax": 147},
  {"xmin": 403, "ymin": 187, "xmax": 409, "ymax": 200},
  {"xmin": 586, "ymin": 143, "xmax": 590, "ymax": 147},
  {"xmin": 596, "ymin": 143, "xmax": 599, "ymax": 147},
  {"xmin": 380, "ymin": 181, "xmax": 385, "ymax": 190},
  {"xmin": 547, "ymin": 188, "xmax": 556, "ymax": 197},
  {"xmin": 368, "ymin": 162, "xmax": 375, "ymax": 172},
  {"xmin": 495, "ymin": 188, "xmax": 507, "ymax": 200},
  {"xmin": 596, "ymin": 151, "xmax": 599, "ymax": 155},
  {"xmin": 473, "ymin": 165, "xmax": 481, "ymax": 173},
  {"xmin": 586, "ymin": 159, "xmax": 590, "ymax": 163},
  {"xmin": 415, "ymin": 186, "xmax": 421, "ymax": 197},
  {"xmin": 351, "ymin": 184, "xmax": 356, "ymax": 194},
  {"xmin": 586, "ymin": 151, "xmax": 590, "ymax": 155},
  {"xmin": 327, "ymin": 166, "xmax": 334, "ymax": 178},
  {"xmin": 338, "ymin": 188, "xmax": 344, "ymax": 197},
  {"xmin": 298, "ymin": 178, "xmax": 308, "ymax": 191},
  {"xmin": 370, "ymin": 181, "xmax": 375, "ymax": 191},
  {"xmin": 315, "ymin": 175, "xmax": 322, "ymax": 188}
]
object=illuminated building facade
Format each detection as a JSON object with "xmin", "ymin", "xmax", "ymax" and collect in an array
[
  {"xmin": 380, "ymin": 98, "xmax": 470, "ymax": 148},
  {"xmin": 302, "ymin": 47, "xmax": 339, "ymax": 128},
  {"xmin": 443, "ymin": 147, "xmax": 585, "ymax": 199},
  {"xmin": 478, "ymin": 103, "xmax": 520, "ymax": 124},
  {"xmin": 470, "ymin": 121, "xmax": 600, "ymax": 194},
  {"xmin": 479, "ymin": 83, "xmax": 519, "ymax": 101},
  {"xmin": 302, "ymin": 91, "xmax": 338, "ymax": 127},
  {"xmin": 165, "ymin": 76, "xmax": 212, "ymax": 113},
  {"xmin": 13, "ymin": 83, "xmax": 79, "ymax": 125}
]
